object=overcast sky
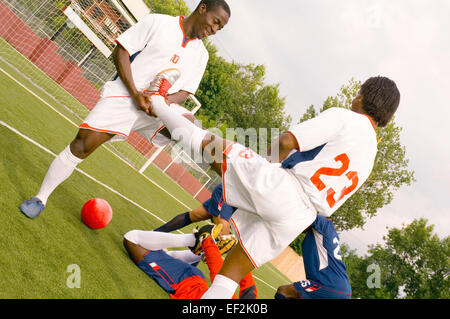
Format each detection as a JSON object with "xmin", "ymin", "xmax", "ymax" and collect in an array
[{"xmin": 184, "ymin": 0, "xmax": 450, "ymax": 255}]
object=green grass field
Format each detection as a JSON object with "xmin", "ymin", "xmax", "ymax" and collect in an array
[{"xmin": 0, "ymin": 38, "xmax": 290, "ymax": 299}]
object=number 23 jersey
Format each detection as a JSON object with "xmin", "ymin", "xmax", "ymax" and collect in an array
[{"xmin": 286, "ymin": 107, "xmax": 377, "ymax": 217}]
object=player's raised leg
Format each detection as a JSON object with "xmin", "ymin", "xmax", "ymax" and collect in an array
[
  {"xmin": 154, "ymin": 204, "xmax": 213, "ymax": 233},
  {"xmin": 149, "ymin": 94, "xmax": 229, "ymax": 175},
  {"xmin": 147, "ymin": 75, "xmax": 263, "ymax": 298},
  {"xmin": 123, "ymin": 224, "xmax": 223, "ymax": 261}
]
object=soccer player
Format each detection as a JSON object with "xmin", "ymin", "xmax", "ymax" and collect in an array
[
  {"xmin": 155, "ymin": 183, "xmax": 235, "ymax": 235},
  {"xmin": 146, "ymin": 70, "xmax": 400, "ymax": 298},
  {"xmin": 154, "ymin": 182, "xmax": 237, "ymax": 256},
  {"xmin": 275, "ymin": 215, "xmax": 351, "ymax": 299},
  {"xmin": 123, "ymin": 224, "xmax": 257, "ymax": 299},
  {"xmin": 19, "ymin": 0, "xmax": 231, "ymax": 218}
]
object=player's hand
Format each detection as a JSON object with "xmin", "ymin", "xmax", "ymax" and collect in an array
[
  {"xmin": 133, "ymin": 91, "xmax": 156, "ymax": 117},
  {"xmin": 143, "ymin": 91, "xmax": 159, "ymax": 117}
]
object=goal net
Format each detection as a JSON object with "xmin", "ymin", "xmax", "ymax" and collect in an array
[{"xmin": 0, "ymin": 0, "xmax": 215, "ymax": 201}]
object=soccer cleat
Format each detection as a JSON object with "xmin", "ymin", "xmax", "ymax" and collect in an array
[
  {"xmin": 217, "ymin": 234, "xmax": 237, "ymax": 255},
  {"xmin": 144, "ymin": 68, "xmax": 181, "ymax": 98},
  {"xmin": 19, "ymin": 197, "xmax": 45, "ymax": 218},
  {"xmin": 201, "ymin": 234, "xmax": 237, "ymax": 262},
  {"xmin": 189, "ymin": 223, "xmax": 223, "ymax": 255}
]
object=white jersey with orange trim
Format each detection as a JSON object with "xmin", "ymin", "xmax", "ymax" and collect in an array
[
  {"xmin": 102, "ymin": 14, "xmax": 208, "ymax": 98},
  {"xmin": 285, "ymin": 107, "xmax": 377, "ymax": 217}
]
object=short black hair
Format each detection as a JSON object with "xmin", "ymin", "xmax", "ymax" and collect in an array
[
  {"xmin": 196, "ymin": 0, "xmax": 231, "ymax": 17},
  {"xmin": 360, "ymin": 76, "xmax": 400, "ymax": 127}
]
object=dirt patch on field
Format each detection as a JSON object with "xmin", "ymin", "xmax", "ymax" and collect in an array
[{"xmin": 270, "ymin": 247, "xmax": 306, "ymax": 283}]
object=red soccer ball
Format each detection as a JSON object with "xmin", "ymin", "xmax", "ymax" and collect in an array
[{"xmin": 81, "ymin": 198, "xmax": 113, "ymax": 229}]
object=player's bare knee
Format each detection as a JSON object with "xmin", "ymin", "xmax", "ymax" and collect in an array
[
  {"xmin": 123, "ymin": 231, "xmax": 145, "ymax": 265},
  {"xmin": 201, "ymin": 133, "xmax": 216, "ymax": 151},
  {"xmin": 124, "ymin": 230, "xmax": 139, "ymax": 244},
  {"xmin": 71, "ymin": 129, "xmax": 112, "ymax": 159},
  {"xmin": 70, "ymin": 134, "xmax": 91, "ymax": 159}
]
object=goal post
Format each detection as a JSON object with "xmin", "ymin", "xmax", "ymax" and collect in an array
[{"xmin": 0, "ymin": 0, "xmax": 215, "ymax": 199}]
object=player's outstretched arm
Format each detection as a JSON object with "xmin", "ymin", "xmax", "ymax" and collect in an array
[
  {"xmin": 113, "ymin": 44, "xmax": 150, "ymax": 114},
  {"xmin": 266, "ymin": 132, "xmax": 299, "ymax": 163}
]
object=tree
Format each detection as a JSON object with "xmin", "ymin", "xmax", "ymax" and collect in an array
[
  {"xmin": 196, "ymin": 44, "xmax": 291, "ymax": 152},
  {"xmin": 144, "ymin": 0, "xmax": 191, "ymax": 16},
  {"xmin": 342, "ymin": 219, "xmax": 449, "ymax": 299},
  {"xmin": 144, "ymin": 0, "xmax": 291, "ymax": 150},
  {"xmin": 340, "ymin": 243, "xmax": 394, "ymax": 298},
  {"xmin": 296, "ymin": 78, "xmax": 415, "ymax": 231},
  {"xmin": 298, "ymin": 104, "xmax": 318, "ymax": 123}
]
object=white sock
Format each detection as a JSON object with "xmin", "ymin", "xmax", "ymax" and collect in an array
[
  {"xmin": 124, "ymin": 230, "xmax": 196, "ymax": 251},
  {"xmin": 35, "ymin": 145, "xmax": 82, "ymax": 205},
  {"xmin": 201, "ymin": 274, "xmax": 239, "ymax": 299},
  {"xmin": 166, "ymin": 250, "xmax": 202, "ymax": 265},
  {"xmin": 151, "ymin": 95, "xmax": 207, "ymax": 156}
]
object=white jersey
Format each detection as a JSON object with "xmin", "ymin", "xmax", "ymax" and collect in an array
[
  {"xmin": 287, "ymin": 107, "xmax": 377, "ymax": 217},
  {"xmin": 102, "ymin": 14, "xmax": 209, "ymax": 97}
]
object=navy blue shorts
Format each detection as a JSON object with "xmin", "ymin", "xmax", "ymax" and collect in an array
[
  {"xmin": 137, "ymin": 250, "xmax": 205, "ymax": 294},
  {"xmin": 293, "ymin": 280, "xmax": 351, "ymax": 299},
  {"xmin": 202, "ymin": 183, "xmax": 236, "ymax": 221}
]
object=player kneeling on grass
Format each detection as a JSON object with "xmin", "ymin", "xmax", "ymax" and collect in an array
[
  {"xmin": 123, "ymin": 224, "xmax": 257, "ymax": 299},
  {"xmin": 144, "ymin": 69, "xmax": 400, "ymax": 299},
  {"xmin": 154, "ymin": 183, "xmax": 237, "ymax": 255},
  {"xmin": 275, "ymin": 215, "xmax": 351, "ymax": 299}
]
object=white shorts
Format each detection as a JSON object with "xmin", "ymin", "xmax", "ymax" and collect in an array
[
  {"xmin": 222, "ymin": 143, "xmax": 317, "ymax": 268},
  {"xmin": 80, "ymin": 96, "xmax": 191, "ymax": 147}
]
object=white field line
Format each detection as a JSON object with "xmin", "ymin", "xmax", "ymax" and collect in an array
[
  {"xmin": 0, "ymin": 67, "xmax": 277, "ymax": 291},
  {"xmin": 0, "ymin": 65, "xmax": 194, "ymax": 211},
  {"xmin": 0, "ymin": 119, "xmax": 166, "ymax": 225},
  {"xmin": 1, "ymin": 114, "xmax": 276, "ymax": 292}
]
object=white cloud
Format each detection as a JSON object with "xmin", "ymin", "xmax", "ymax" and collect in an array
[{"xmin": 185, "ymin": 0, "xmax": 450, "ymax": 253}]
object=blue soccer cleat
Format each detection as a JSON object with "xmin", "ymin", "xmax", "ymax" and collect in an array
[{"xmin": 19, "ymin": 197, "xmax": 45, "ymax": 218}]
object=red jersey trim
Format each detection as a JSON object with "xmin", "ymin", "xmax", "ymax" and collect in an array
[
  {"xmin": 179, "ymin": 16, "xmax": 198, "ymax": 48},
  {"xmin": 229, "ymin": 217, "xmax": 259, "ymax": 268},
  {"xmin": 79, "ymin": 123, "xmax": 128, "ymax": 138},
  {"xmin": 363, "ymin": 114, "xmax": 377, "ymax": 132},
  {"xmin": 115, "ymin": 39, "xmax": 131, "ymax": 56},
  {"xmin": 221, "ymin": 142, "xmax": 236, "ymax": 204},
  {"xmin": 287, "ymin": 130, "xmax": 301, "ymax": 151},
  {"xmin": 150, "ymin": 124, "xmax": 166, "ymax": 141}
]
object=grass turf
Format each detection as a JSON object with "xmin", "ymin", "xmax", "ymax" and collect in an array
[{"xmin": 0, "ymin": 39, "xmax": 291, "ymax": 299}]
